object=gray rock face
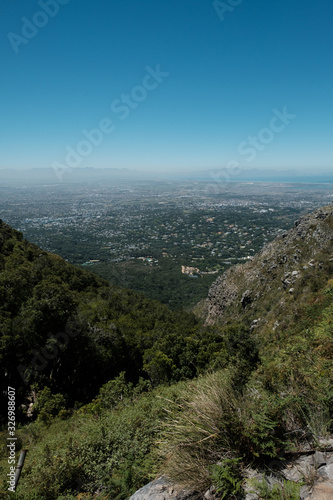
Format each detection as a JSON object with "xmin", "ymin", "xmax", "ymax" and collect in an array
[
  {"xmin": 300, "ymin": 485, "xmax": 311, "ymax": 499},
  {"xmin": 314, "ymin": 452, "xmax": 327, "ymax": 468},
  {"xmin": 205, "ymin": 204, "xmax": 333, "ymax": 325},
  {"xmin": 318, "ymin": 464, "xmax": 333, "ymax": 481},
  {"xmin": 281, "ymin": 455, "xmax": 316, "ymax": 482},
  {"xmin": 128, "ymin": 477, "xmax": 201, "ymax": 500}
]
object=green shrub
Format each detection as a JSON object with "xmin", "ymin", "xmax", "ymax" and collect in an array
[
  {"xmin": 98, "ymin": 372, "xmax": 133, "ymax": 409},
  {"xmin": 251, "ymin": 477, "xmax": 301, "ymax": 500},
  {"xmin": 209, "ymin": 458, "xmax": 243, "ymax": 499},
  {"xmin": 160, "ymin": 370, "xmax": 289, "ymax": 491},
  {"xmin": 34, "ymin": 387, "xmax": 67, "ymax": 424}
]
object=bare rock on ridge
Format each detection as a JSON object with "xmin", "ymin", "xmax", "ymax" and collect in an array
[{"xmin": 204, "ymin": 204, "xmax": 333, "ymax": 325}]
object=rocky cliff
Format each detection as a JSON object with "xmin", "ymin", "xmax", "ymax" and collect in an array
[{"xmin": 204, "ymin": 204, "xmax": 333, "ymax": 328}]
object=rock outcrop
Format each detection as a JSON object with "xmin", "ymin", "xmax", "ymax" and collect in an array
[
  {"xmin": 130, "ymin": 447, "xmax": 333, "ymax": 500},
  {"xmin": 244, "ymin": 446, "xmax": 333, "ymax": 500},
  {"xmin": 128, "ymin": 477, "xmax": 200, "ymax": 500},
  {"xmin": 204, "ymin": 204, "xmax": 333, "ymax": 325}
]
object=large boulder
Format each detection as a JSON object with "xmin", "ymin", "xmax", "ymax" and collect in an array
[{"xmin": 129, "ymin": 477, "xmax": 200, "ymax": 500}]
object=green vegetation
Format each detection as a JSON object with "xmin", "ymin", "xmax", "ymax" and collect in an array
[
  {"xmin": 0, "ymin": 210, "xmax": 333, "ymax": 499},
  {"xmin": 209, "ymin": 459, "xmax": 243, "ymax": 499},
  {"xmin": 0, "ymin": 379, "xmax": 186, "ymax": 499},
  {"xmin": 87, "ymin": 257, "xmax": 218, "ymax": 310},
  {"xmin": 158, "ymin": 279, "xmax": 333, "ymax": 493},
  {"xmin": 0, "ymin": 220, "xmax": 227, "ymax": 425},
  {"xmin": 250, "ymin": 478, "xmax": 301, "ymax": 500}
]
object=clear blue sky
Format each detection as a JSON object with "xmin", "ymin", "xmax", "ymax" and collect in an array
[{"xmin": 1, "ymin": 0, "xmax": 332, "ymax": 174}]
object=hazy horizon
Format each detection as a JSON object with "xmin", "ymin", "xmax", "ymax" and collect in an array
[{"xmin": 1, "ymin": 166, "xmax": 333, "ymax": 187}]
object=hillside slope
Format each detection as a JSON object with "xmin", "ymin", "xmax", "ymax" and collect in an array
[
  {"xmin": 204, "ymin": 203, "xmax": 333, "ymax": 329},
  {"xmin": 0, "ymin": 219, "xmax": 224, "ymax": 423},
  {"xmin": 0, "ymin": 208, "xmax": 333, "ymax": 498}
]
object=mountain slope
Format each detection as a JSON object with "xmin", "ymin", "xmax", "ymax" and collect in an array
[
  {"xmin": 0, "ymin": 219, "xmax": 224, "ymax": 423},
  {"xmin": 204, "ymin": 203, "xmax": 333, "ymax": 329},
  {"xmin": 1, "ymin": 208, "xmax": 333, "ymax": 498},
  {"xmin": 159, "ymin": 205, "xmax": 333, "ymax": 496}
]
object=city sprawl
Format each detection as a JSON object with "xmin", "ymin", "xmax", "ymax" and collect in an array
[{"xmin": 1, "ymin": 180, "xmax": 332, "ymax": 308}]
